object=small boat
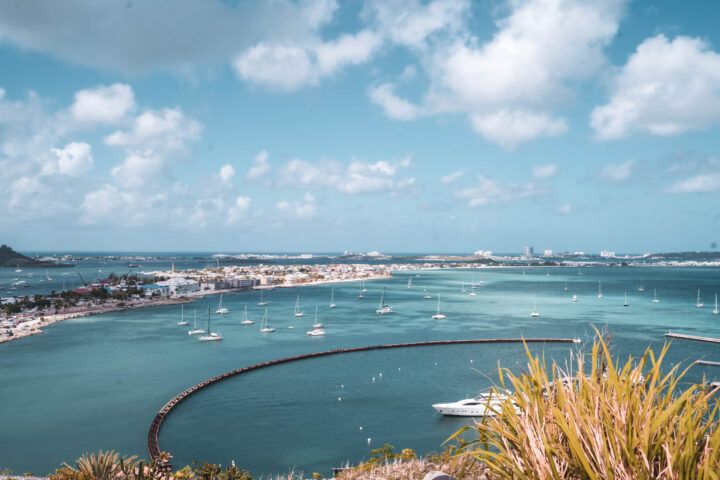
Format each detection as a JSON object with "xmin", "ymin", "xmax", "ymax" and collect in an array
[
  {"xmin": 652, "ymin": 289, "xmax": 660, "ymax": 303},
  {"xmin": 572, "ymin": 294, "xmax": 578, "ymax": 303},
  {"xmin": 423, "ymin": 288, "xmax": 432, "ymax": 300},
  {"xmin": 177, "ymin": 304, "xmax": 189, "ymax": 325},
  {"xmin": 623, "ymin": 292, "xmax": 629, "ymax": 307},
  {"xmin": 432, "ymin": 390, "xmax": 518, "ymax": 417},
  {"xmin": 357, "ymin": 284, "xmax": 364, "ymax": 299},
  {"xmin": 713, "ymin": 293, "xmax": 719, "ymax": 315},
  {"xmin": 577, "ymin": 268, "xmax": 582, "ymax": 276},
  {"xmin": 597, "ymin": 281, "xmax": 603, "ymax": 299},
  {"xmin": 329, "ymin": 288, "xmax": 336, "ymax": 308},
  {"xmin": 46, "ymin": 269, "xmax": 51, "ymax": 281},
  {"xmin": 188, "ymin": 309, "xmax": 205, "ymax": 335},
  {"xmin": 361, "ymin": 280, "xmax": 367, "ymax": 293},
  {"xmin": 546, "ymin": 270, "xmax": 550, "ymax": 277},
  {"xmin": 432, "ymin": 295, "xmax": 446, "ymax": 320},
  {"xmin": 294, "ymin": 294, "xmax": 306, "ymax": 317},
  {"xmin": 461, "ymin": 283, "xmax": 466, "ymax": 293},
  {"xmin": 312, "ymin": 305, "xmax": 323, "ymax": 328},
  {"xmin": 258, "ymin": 289, "xmax": 268, "ymax": 306},
  {"xmin": 216, "ymin": 293, "xmax": 229, "ymax": 314},
  {"xmin": 199, "ymin": 305, "xmax": 222, "ymax": 341},
  {"xmin": 259, "ymin": 308, "xmax": 275, "ymax": 333},
  {"xmin": 531, "ymin": 297, "xmax": 539, "ymax": 317},
  {"xmin": 376, "ymin": 287, "xmax": 393, "ymax": 314},
  {"xmin": 696, "ymin": 289, "xmax": 703, "ymax": 308},
  {"xmin": 563, "ymin": 282, "xmax": 568, "ymax": 291},
  {"xmin": 307, "ymin": 325, "xmax": 326, "ymax": 336},
  {"xmin": 15, "ymin": 265, "xmax": 21, "ymax": 273},
  {"xmin": 469, "ymin": 284, "xmax": 477, "ymax": 297},
  {"xmin": 408, "ymin": 277, "xmax": 412, "ymax": 288},
  {"xmin": 637, "ymin": 284, "xmax": 644, "ymax": 292},
  {"xmin": 241, "ymin": 305, "xmax": 254, "ymax": 325}
]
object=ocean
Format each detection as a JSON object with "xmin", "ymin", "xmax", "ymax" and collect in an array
[{"xmin": 1, "ymin": 264, "xmax": 719, "ymax": 477}]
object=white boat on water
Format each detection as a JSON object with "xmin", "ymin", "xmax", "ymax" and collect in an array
[
  {"xmin": 376, "ymin": 287, "xmax": 393, "ymax": 314},
  {"xmin": 432, "ymin": 390, "xmax": 518, "ymax": 417},
  {"xmin": 241, "ymin": 305, "xmax": 254, "ymax": 325},
  {"xmin": 361, "ymin": 280, "xmax": 367, "ymax": 293},
  {"xmin": 15, "ymin": 266, "xmax": 21, "ymax": 273},
  {"xmin": 188, "ymin": 309, "xmax": 205, "ymax": 335},
  {"xmin": 531, "ymin": 297, "xmax": 539, "ymax": 317},
  {"xmin": 177, "ymin": 304, "xmax": 189, "ymax": 326},
  {"xmin": 461, "ymin": 283, "xmax": 466, "ymax": 293},
  {"xmin": 312, "ymin": 305, "xmax": 323, "ymax": 328},
  {"xmin": 46, "ymin": 270, "xmax": 51, "ymax": 281},
  {"xmin": 624, "ymin": 292, "xmax": 629, "ymax": 307},
  {"xmin": 652, "ymin": 289, "xmax": 660, "ymax": 303},
  {"xmin": 696, "ymin": 289, "xmax": 703, "ymax": 308},
  {"xmin": 423, "ymin": 288, "xmax": 432, "ymax": 300},
  {"xmin": 294, "ymin": 294, "xmax": 306, "ymax": 317},
  {"xmin": 597, "ymin": 281, "xmax": 603, "ymax": 299},
  {"xmin": 572, "ymin": 294, "xmax": 578, "ymax": 303},
  {"xmin": 307, "ymin": 307, "xmax": 326, "ymax": 336},
  {"xmin": 329, "ymin": 288, "xmax": 336, "ymax": 308},
  {"xmin": 258, "ymin": 289, "xmax": 268, "ymax": 306},
  {"xmin": 563, "ymin": 282, "xmax": 568, "ymax": 291},
  {"xmin": 198, "ymin": 306, "xmax": 222, "ymax": 341},
  {"xmin": 216, "ymin": 293, "xmax": 229, "ymax": 314},
  {"xmin": 259, "ymin": 308, "xmax": 275, "ymax": 333},
  {"xmin": 408, "ymin": 277, "xmax": 412, "ymax": 288},
  {"xmin": 431, "ymin": 295, "xmax": 446, "ymax": 320},
  {"xmin": 713, "ymin": 293, "xmax": 719, "ymax": 315},
  {"xmin": 638, "ymin": 284, "xmax": 645, "ymax": 292}
]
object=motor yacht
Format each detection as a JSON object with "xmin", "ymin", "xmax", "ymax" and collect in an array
[{"xmin": 432, "ymin": 390, "xmax": 517, "ymax": 417}]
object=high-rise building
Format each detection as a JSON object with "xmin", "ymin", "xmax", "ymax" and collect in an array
[
  {"xmin": 543, "ymin": 249, "xmax": 553, "ymax": 257},
  {"xmin": 523, "ymin": 246, "xmax": 534, "ymax": 256}
]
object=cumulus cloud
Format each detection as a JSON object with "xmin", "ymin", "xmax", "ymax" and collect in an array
[
  {"xmin": 470, "ymin": 110, "xmax": 567, "ymax": 150},
  {"xmin": 277, "ymin": 192, "xmax": 317, "ymax": 219},
  {"xmin": 219, "ymin": 164, "xmax": 235, "ymax": 183},
  {"xmin": 44, "ymin": 142, "xmax": 94, "ymax": 176},
  {"xmin": 441, "ymin": 169, "xmax": 466, "ymax": 184},
  {"xmin": 456, "ymin": 175, "xmax": 548, "ymax": 207},
  {"xmin": 369, "ymin": 83, "xmax": 422, "ymax": 121},
  {"xmin": 598, "ymin": 159, "xmax": 635, "ymax": 182},
  {"xmin": 556, "ymin": 203, "xmax": 572, "ymax": 214},
  {"xmin": 247, "ymin": 150, "xmax": 271, "ymax": 181},
  {"xmin": 667, "ymin": 173, "xmax": 720, "ymax": 194},
  {"xmin": 591, "ymin": 35, "xmax": 720, "ymax": 140},
  {"xmin": 227, "ymin": 196, "xmax": 252, "ymax": 224},
  {"xmin": 532, "ymin": 163, "xmax": 558, "ymax": 180},
  {"xmin": 68, "ymin": 83, "xmax": 135, "ymax": 125}
]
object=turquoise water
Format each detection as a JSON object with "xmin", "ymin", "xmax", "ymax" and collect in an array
[{"xmin": 1, "ymin": 267, "xmax": 719, "ymax": 477}]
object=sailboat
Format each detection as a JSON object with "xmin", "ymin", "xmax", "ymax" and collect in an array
[
  {"xmin": 312, "ymin": 305, "xmax": 323, "ymax": 328},
  {"xmin": 623, "ymin": 292, "xmax": 629, "ymax": 307},
  {"xmin": 177, "ymin": 304, "xmax": 189, "ymax": 325},
  {"xmin": 199, "ymin": 305, "xmax": 222, "ymax": 341},
  {"xmin": 572, "ymin": 294, "xmax": 578, "ymax": 303},
  {"xmin": 652, "ymin": 289, "xmax": 660, "ymax": 303},
  {"xmin": 713, "ymin": 293, "xmax": 719, "ymax": 315},
  {"xmin": 329, "ymin": 288, "xmax": 336, "ymax": 308},
  {"xmin": 423, "ymin": 288, "xmax": 432, "ymax": 300},
  {"xmin": 530, "ymin": 297, "xmax": 539, "ymax": 317},
  {"xmin": 258, "ymin": 289, "xmax": 268, "ymax": 306},
  {"xmin": 461, "ymin": 283, "xmax": 466, "ymax": 293},
  {"xmin": 307, "ymin": 306, "xmax": 326, "ymax": 336},
  {"xmin": 294, "ymin": 293, "xmax": 306, "ymax": 317},
  {"xmin": 358, "ymin": 283, "xmax": 364, "ymax": 299},
  {"xmin": 696, "ymin": 289, "xmax": 704, "ymax": 308},
  {"xmin": 376, "ymin": 287, "xmax": 392, "ymax": 314},
  {"xmin": 15, "ymin": 265, "xmax": 21, "ymax": 273},
  {"xmin": 637, "ymin": 283, "xmax": 644, "ymax": 292},
  {"xmin": 432, "ymin": 295, "xmax": 446, "ymax": 320},
  {"xmin": 46, "ymin": 269, "xmax": 51, "ymax": 281},
  {"xmin": 469, "ymin": 284, "xmax": 477, "ymax": 297},
  {"xmin": 361, "ymin": 280, "xmax": 367, "ymax": 293},
  {"xmin": 216, "ymin": 293, "xmax": 229, "ymax": 314},
  {"xmin": 408, "ymin": 277, "xmax": 412, "ymax": 288},
  {"xmin": 188, "ymin": 309, "xmax": 205, "ymax": 335},
  {"xmin": 241, "ymin": 305, "xmax": 254, "ymax": 325},
  {"xmin": 259, "ymin": 308, "xmax": 275, "ymax": 332},
  {"xmin": 597, "ymin": 281, "xmax": 603, "ymax": 299},
  {"xmin": 563, "ymin": 282, "xmax": 568, "ymax": 291}
]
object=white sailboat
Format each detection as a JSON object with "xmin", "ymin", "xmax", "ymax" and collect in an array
[
  {"xmin": 241, "ymin": 305, "xmax": 254, "ymax": 325},
  {"xmin": 637, "ymin": 283, "xmax": 644, "ymax": 292},
  {"xmin": 15, "ymin": 265, "xmax": 21, "ymax": 273},
  {"xmin": 423, "ymin": 288, "xmax": 432, "ymax": 300},
  {"xmin": 461, "ymin": 283, "xmax": 466, "ymax": 293},
  {"xmin": 258, "ymin": 289, "xmax": 268, "ymax": 306},
  {"xmin": 329, "ymin": 288, "xmax": 336, "ymax": 308},
  {"xmin": 623, "ymin": 292, "xmax": 629, "ymax": 307},
  {"xmin": 307, "ymin": 306, "xmax": 325, "ymax": 336},
  {"xmin": 294, "ymin": 294, "xmax": 306, "ymax": 317},
  {"xmin": 361, "ymin": 280, "xmax": 367, "ymax": 293},
  {"xmin": 408, "ymin": 277, "xmax": 412, "ymax": 288},
  {"xmin": 357, "ymin": 284, "xmax": 364, "ymax": 299},
  {"xmin": 188, "ymin": 309, "xmax": 205, "ymax": 335},
  {"xmin": 259, "ymin": 308, "xmax": 275, "ymax": 333},
  {"xmin": 652, "ymin": 289, "xmax": 660, "ymax": 303},
  {"xmin": 177, "ymin": 304, "xmax": 189, "ymax": 325},
  {"xmin": 531, "ymin": 297, "xmax": 539, "ymax": 317},
  {"xmin": 312, "ymin": 305, "xmax": 323, "ymax": 328},
  {"xmin": 199, "ymin": 305, "xmax": 222, "ymax": 341},
  {"xmin": 696, "ymin": 289, "xmax": 704, "ymax": 308},
  {"xmin": 432, "ymin": 295, "xmax": 446, "ymax": 320},
  {"xmin": 713, "ymin": 293, "xmax": 719, "ymax": 315},
  {"xmin": 376, "ymin": 287, "xmax": 393, "ymax": 314},
  {"xmin": 597, "ymin": 281, "xmax": 603, "ymax": 299},
  {"xmin": 46, "ymin": 269, "xmax": 51, "ymax": 281},
  {"xmin": 216, "ymin": 293, "xmax": 229, "ymax": 314},
  {"xmin": 563, "ymin": 282, "xmax": 568, "ymax": 291},
  {"xmin": 572, "ymin": 294, "xmax": 578, "ymax": 303}
]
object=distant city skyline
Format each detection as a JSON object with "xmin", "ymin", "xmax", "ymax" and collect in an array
[{"xmin": 1, "ymin": 0, "xmax": 719, "ymax": 252}]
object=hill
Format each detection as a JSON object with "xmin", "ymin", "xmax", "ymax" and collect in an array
[{"xmin": 0, "ymin": 244, "xmax": 67, "ymax": 268}]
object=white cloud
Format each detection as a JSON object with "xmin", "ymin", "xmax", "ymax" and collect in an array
[
  {"xmin": 470, "ymin": 110, "xmax": 567, "ymax": 149},
  {"xmin": 369, "ymin": 83, "xmax": 422, "ymax": 121},
  {"xmin": 532, "ymin": 163, "xmax": 558, "ymax": 180},
  {"xmin": 69, "ymin": 83, "xmax": 135, "ymax": 125},
  {"xmin": 219, "ymin": 164, "xmax": 235, "ymax": 183},
  {"xmin": 591, "ymin": 35, "xmax": 720, "ymax": 140},
  {"xmin": 277, "ymin": 192, "xmax": 317, "ymax": 219},
  {"xmin": 556, "ymin": 203, "xmax": 572, "ymax": 214},
  {"xmin": 227, "ymin": 196, "xmax": 252, "ymax": 224},
  {"xmin": 247, "ymin": 150, "xmax": 271, "ymax": 181},
  {"xmin": 598, "ymin": 159, "xmax": 635, "ymax": 182},
  {"xmin": 44, "ymin": 142, "xmax": 94, "ymax": 176},
  {"xmin": 667, "ymin": 172, "xmax": 720, "ymax": 194},
  {"xmin": 457, "ymin": 175, "xmax": 547, "ymax": 206},
  {"xmin": 441, "ymin": 169, "xmax": 466, "ymax": 184}
]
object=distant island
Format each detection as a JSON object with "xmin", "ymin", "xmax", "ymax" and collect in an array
[{"xmin": 0, "ymin": 244, "xmax": 70, "ymax": 268}]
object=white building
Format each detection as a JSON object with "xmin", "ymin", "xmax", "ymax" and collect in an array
[
  {"xmin": 157, "ymin": 277, "xmax": 200, "ymax": 296},
  {"xmin": 473, "ymin": 250, "xmax": 493, "ymax": 258},
  {"xmin": 543, "ymin": 249, "xmax": 553, "ymax": 257},
  {"xmin": 600, "ymin": 251, "xmax": 616, "ymax": 258}
]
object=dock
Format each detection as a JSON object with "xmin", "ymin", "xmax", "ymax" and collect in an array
[{"xmin": 664, "ymin": 332, "xmax": 720, "ymax": 345}]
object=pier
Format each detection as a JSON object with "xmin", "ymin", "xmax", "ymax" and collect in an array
[
  {"xmin": 147, "ymin": 337, "xmax": 581, "ymax": 467},
  {"xmin": 664, "ymin": 332, "xmax": 720, "ymax": 345}
]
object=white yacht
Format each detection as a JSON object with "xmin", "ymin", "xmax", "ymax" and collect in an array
[
  {"xmin": 307, "ymin": 325, "xmax": 326, "ymax": 336},
  {"xmin": 188, "ymin": 309, "xmax": 205, "ymax": 335},
  {"xmin": 361, "ymin": 280, "xmax": 367, "ymax": 293},
  {"xmin": 312, "ymin": 305, "xmax": 323, "ymax": 328},
  {"xmin": 431, "ymin": 295, "xmax": 446, "ymax": 320},
  {"xmin": 423, "ymin": 288, "xmax": 432, "ymax": 300},
  {"xmin": 376, "ymin": 287, "xmax": 393, "ymax": 314},
  {"xmin": 531, "ymin": 297, "xmax": 539, "ymax": 317},
  {"xmin": 696, "ymin": 289, "xmax": 703, "ymax": 308},
  {"xmin": 623, "ymin": 292, "xmax": 629, "ymax": 307},
  {"xmin": 177, "ymin": 304, "xmax": 189, "ymax": 326},
  {"xmin": 652, "ymin": 289, "xmax": 660, "ymax": 303},
  {"xmin": 216, "ymin": 293, "xmax": 229, "ymax": 314},
  {"xmin": 15, "ymin": 266, "xmax": 21, "ymax": 273},
  {"xmin": 198, "ymin": 306, "xmax": 222, "ymax": 341},
  {"xmin": 294, "ymin": 294, "xmax": 306, "ymax": 317},
  {"xmin": 597, "ymin": 281, "xmax": 603, "ymax": 299},
  {"xmin": 638, "ymin": 284, "xmax": 645, "ymax": 292},
  {"xmin": 432, "ymin": 390, "xmax": 518, "ymax": 417},
  {"xmin": 259, "ymin": 308, "xmax": 275, "ymax": 333},
  {"xmin": 713, "ymin": 293, "xmax": 719, "ymax": 315},
  {"xmin": 572, "ymin": 294, "xmax": 578, "ymax": 303},
  {"xmin": 258, "ymin": 289, "xmax": 268, "ymax": 306},
  {"xmin": 241, "ymin": 305, "xmax": 254, "ymax": 325},
  {"xmin": 329, "ymin": 288, "xmax": 336, "ymax": 308}
]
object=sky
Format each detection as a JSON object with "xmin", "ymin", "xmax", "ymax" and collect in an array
[{"xmin": 1, "ymin": 0, "xmax": 719, "ymax": 254}]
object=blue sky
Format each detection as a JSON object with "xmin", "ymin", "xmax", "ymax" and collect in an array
[{"xmin": 1, "ymin": 0, "xmax": 719, "ymax": 254}]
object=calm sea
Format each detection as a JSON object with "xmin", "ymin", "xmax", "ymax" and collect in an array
[{"xmin": 1, "ymin": 265, "xmax": 719, "ymax": 477}]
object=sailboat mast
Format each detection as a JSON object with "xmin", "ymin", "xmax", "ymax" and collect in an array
[{"xmin": 207, "ymin": 305, "xmax": 210, "ymax": 333}]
